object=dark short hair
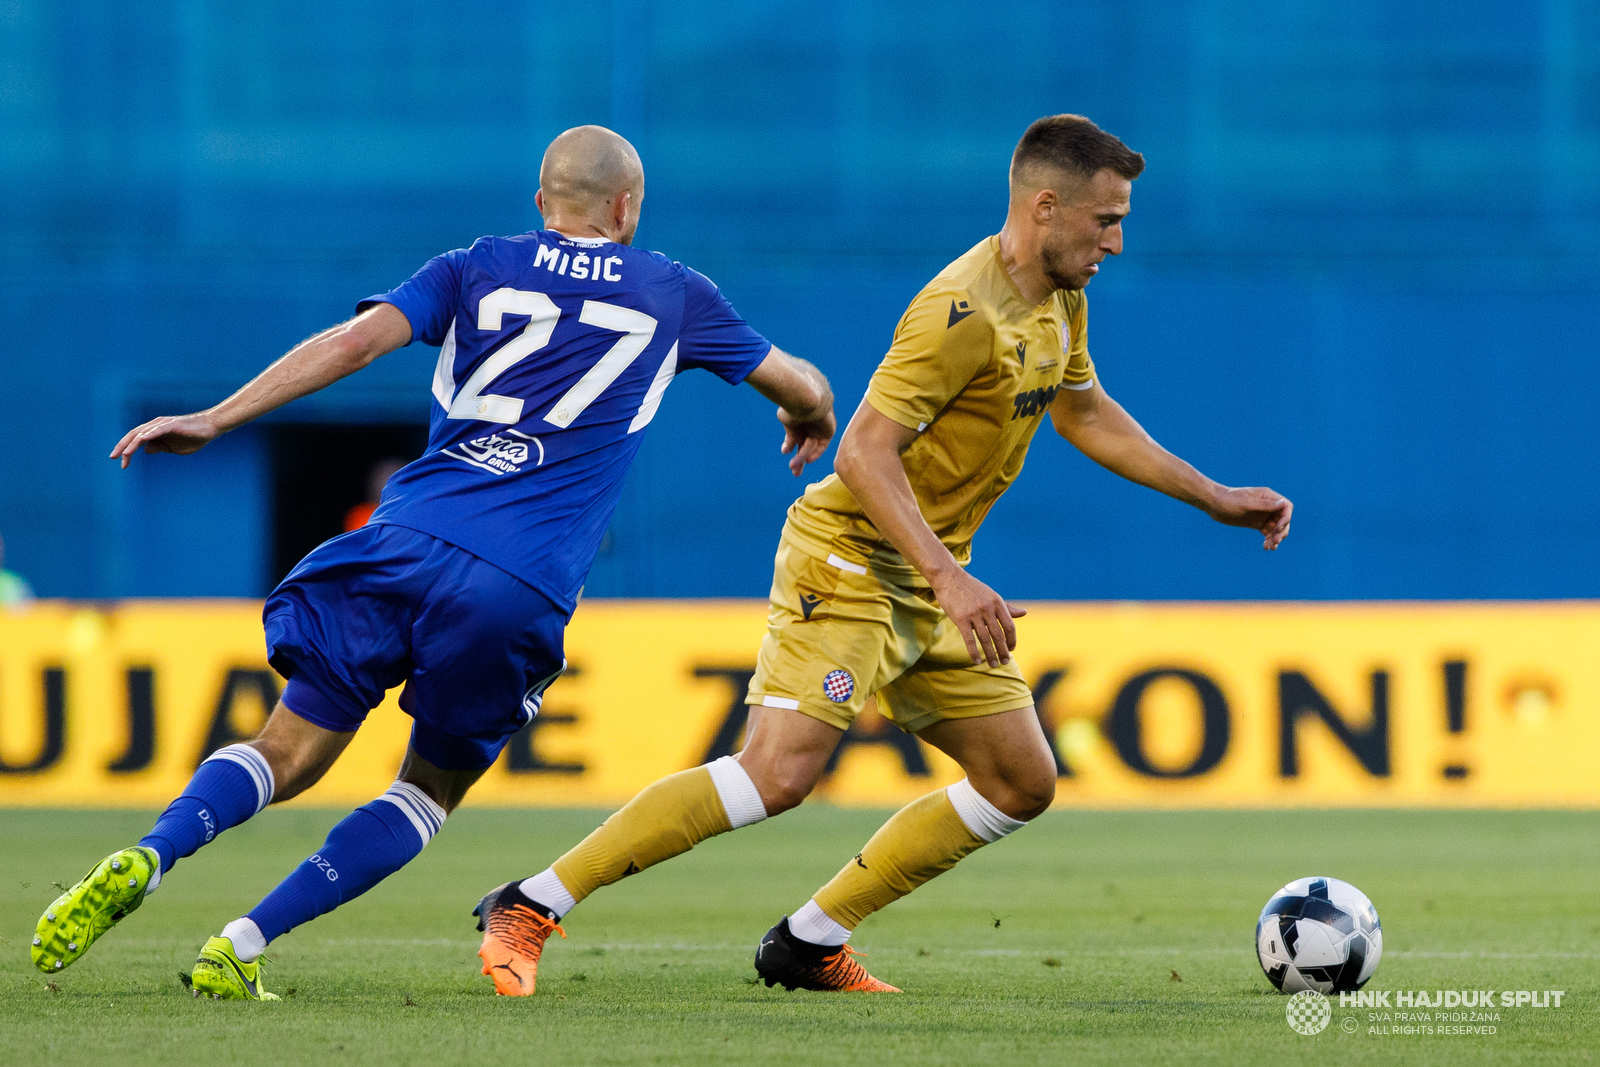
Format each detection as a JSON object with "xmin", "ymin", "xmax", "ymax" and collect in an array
[{"xmin": 1012, "ymin": 114, "xmax": 1144, "ymax": 184}]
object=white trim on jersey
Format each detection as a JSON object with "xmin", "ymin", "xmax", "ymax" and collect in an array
[
  {"xmin": 549, "ymin": 231, "xmax": 609, "ymax": 247},
  {"xmin": 432, "ymin": 321, "xmax": 458, "ymax": 410},
  {"xmin": 628, "ymin": 341, "xmax": 679, "ymax": 433}
]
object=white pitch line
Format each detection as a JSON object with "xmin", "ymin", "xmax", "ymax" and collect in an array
[
  {"xmin": 330, "ymin": 942, "xmax": 1600, "ymax": 962},
  {"xmin": 319, "ymin": 938, "xmax": 479, "ymax": 947},
  {"xmin": 112, "ymin": 937, "xmax": 1596, "ymax": 962},
  {"xmin": 1386, "ymin": 950, "xmax": 1600, "ymax": 960}
]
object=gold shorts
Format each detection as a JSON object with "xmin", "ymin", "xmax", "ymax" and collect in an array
[{"xmin": 745, "ymin": 541, "xmax": 1035, "ymax": 733}]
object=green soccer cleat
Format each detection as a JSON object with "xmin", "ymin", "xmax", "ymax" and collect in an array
[
  {"xmin": 189, "ymin": 936, "xmax": 281, "ymax": 1001},
  {"xmin": 32, "ymin": 845, "xmax": 160, "ymax": 974}
]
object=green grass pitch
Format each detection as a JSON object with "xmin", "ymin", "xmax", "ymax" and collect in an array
[{"xmin": 2, "ymin": 807, "xmax": 1596, "ymax": 1066}]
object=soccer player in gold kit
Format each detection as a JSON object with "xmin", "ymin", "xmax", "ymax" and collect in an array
[{"xmin": 474, "ymin": 114, "xmax": 1293, "ymax": 995}]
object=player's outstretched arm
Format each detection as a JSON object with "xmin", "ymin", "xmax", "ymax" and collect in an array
[
  {"xmin": 834, "ymin": 401, "xmax": 1026, "ymax": 667},
  {"xmin": 743, "ymin": 347, "xmax": 837, "ymax": 476},
  {"xmin": 110, "ymin": 304, "xmax": 413, "ymax": 468},
  {"xmin": 1048, "ymin": 380, "xmax": 1292, "ymax": 550}
]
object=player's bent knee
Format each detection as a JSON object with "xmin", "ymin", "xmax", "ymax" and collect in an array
[
  {"xmin": 396, "ymin": 774, "xmax": 449, "ymax": 812},
  {"xmin": 736, "ymin": 747, "xmax": 828, "ymax": 816},
  {"xmin": 740, "ymin": 762, "xmax": 818, "ymax": 816},
  {"xmin": 1012, "ymin": 737, "xmax": 1061, "ymax": 818},
  {"xmin": 760, "ymin": 774, "xmax": 814, "ymax": 816},
  {"xmin": 396, "ymin": 759, "xmax": 489, "ymax": 815},
  {"xmin": 982, "ymin": 762, "xmax": 1056, "ymax": 821},
  {"xmin": 1014, "ymin": 774, "xmax": 1057, "ymax": 820}
]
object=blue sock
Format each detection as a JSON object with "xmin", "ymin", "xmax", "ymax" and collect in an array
[
  {"xmin": 247, "ymin": 782, "xmax": 446, "ymax": 945},
  {"xmin": 139, "ymin": 744, "xmax": 275, "ymax": 874}
]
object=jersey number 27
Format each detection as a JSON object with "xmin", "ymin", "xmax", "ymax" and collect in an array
[{"xmin": 441, "ymin": 287, "xmax": 674, "ymax": 433}]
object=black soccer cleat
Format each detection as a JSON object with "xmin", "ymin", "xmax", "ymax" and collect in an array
[{"xmin": 753, "ymin": 917, "xmax": 900, "ymax": 993}]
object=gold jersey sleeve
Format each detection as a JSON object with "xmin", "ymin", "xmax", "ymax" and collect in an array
[
  {"xmin": 783, "ymin": 236, "xmax": 1094, "ymax": 584},
  {"xmin": 864, "ymin": 287, "xmax": 996, "ymax": 432}
]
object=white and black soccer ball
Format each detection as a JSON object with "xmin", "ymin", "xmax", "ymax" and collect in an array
[{"xmin": 1256, "ymin": 876, "xmax": 1382, "ymax": 994}]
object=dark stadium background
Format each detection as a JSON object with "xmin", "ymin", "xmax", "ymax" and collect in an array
[{"xmin": 2, "ymin": 0, "xmax": 1596, "ymax": 601}]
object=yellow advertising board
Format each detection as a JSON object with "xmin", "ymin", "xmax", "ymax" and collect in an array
[{"xmin": 0, "ymin": 599, "xmax": 1595, "ymax": 809}]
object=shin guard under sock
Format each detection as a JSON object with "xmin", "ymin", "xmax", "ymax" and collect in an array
[
  {"xmin": 245, "ymin": 782, "xmax": 446, "ymax": 946},
  {"xmin": 139, "ymin": 744, "xmax": 275, "ymax": 876},
  {"xmin": 811, "ymin": 778, "xmax": 1026, "ymax": 931},
  {"xmin": 544, "ymin": 756, "xmax": 765, "ymax": 913}
]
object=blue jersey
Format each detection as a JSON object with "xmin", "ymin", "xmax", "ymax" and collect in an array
[{"xmin": 358, "ymin": 231, "xmax": 772, "ymax": 612}]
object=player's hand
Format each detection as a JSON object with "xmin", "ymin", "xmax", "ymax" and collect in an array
[
  {"xmin": 1204, "ymin": 486, "xmax": 1293, "ymax": 550},
  {"xmin": 777, "ymin": 406, "xmax": 836, "ymax": 477},
  {"xmin": 930, "ymin": 569, "xmax": 1027, "ymax": 667},
  {"xmin": 110, "ymin": 413, "xmax": 222, "ymax": 469}
]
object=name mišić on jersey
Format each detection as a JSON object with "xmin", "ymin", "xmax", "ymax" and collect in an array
[{"xmin": 531, "ymin": 243, "xmax": 625, "ymax": 281}]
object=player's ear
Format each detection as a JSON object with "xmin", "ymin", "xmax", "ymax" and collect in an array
[{"xmin": 1033, "ymin": 188, "xmax": 1056, "ymax": 222}]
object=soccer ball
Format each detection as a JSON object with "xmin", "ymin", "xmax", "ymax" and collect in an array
[{"xmin": 1256, "ymin": 876, "xmax": 1382, "ymax": 994}]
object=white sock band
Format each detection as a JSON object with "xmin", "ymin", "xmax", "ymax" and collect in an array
[
  {"xmin": 376, "ymin": 781, "xmax": 447, "ymax": 845},
  {"xmin": 220, "ymin": 917, "xmax": 268, "ymax": 963},
  {"xmin": 788, "ymin": 899, "xmax": 851, "ymax": 946},
  {"xmin": 946, "ymin": 778, "xmax": 1027, "ymax": 844},
  {"xmin": 206, "ymin": 743, "xmax": 276, "ymax": 814},
  {"xmin": 706, "ymin": 755, "xmax": 768, "ymax": 829},
  {"xmin": 520, "ymin": 867, "xmax": 578, "ymax": 919}
]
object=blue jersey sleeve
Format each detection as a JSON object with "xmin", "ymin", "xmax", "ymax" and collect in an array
[
  {"xmin": 357, "ymin": 248, "xmax": 467, "ymax": 347},
  {"xmin": 676, "ymin": 267, "xmax": 772, "ymax": 384}
]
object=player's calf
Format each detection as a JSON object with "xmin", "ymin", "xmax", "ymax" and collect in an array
[
  {"xmin": 815, "ymin": 778, "xmax": 1026, "ymax": 931},
  {"xmin": 208, "ymin": 780, "xmax": 449, "ymax": 972},
  {"xmin": 478, "ymin": 755, "xmax": 771, "ymax": 993},
  {"xmin": 763, "ymin": 777, "xmax": 1032, "ymax": 986},
  {"xmin": 138, "ymin": 742, "xmax": 277, "ymax": 878}
]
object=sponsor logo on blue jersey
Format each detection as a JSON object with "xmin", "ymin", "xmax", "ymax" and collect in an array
[{"xmin": 443, "ymin": 430, "xmax": 544, "ymax": 475}]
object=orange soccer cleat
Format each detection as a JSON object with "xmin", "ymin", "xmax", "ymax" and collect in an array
[
  {"xmin": 753, "ymin": 917, "xmax": 901, "ymax": 993},
  {"xmin": 473, "ymin": 880, "xmax": 566, "ymax": 996}
]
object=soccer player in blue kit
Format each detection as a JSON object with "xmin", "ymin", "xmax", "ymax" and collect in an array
[{"xmin": 31, "ymin": 125, "xmax": 836, "ymax": 1000}]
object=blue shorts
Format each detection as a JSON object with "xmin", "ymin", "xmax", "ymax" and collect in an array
[{"xmin": 263, "ymin": 523, "xmax": 567, "ymax": 770}]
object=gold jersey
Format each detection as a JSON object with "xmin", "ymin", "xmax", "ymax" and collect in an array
[{"xmin": 783, "ymin": 235, "xmax": 1096, "ymax": 584}]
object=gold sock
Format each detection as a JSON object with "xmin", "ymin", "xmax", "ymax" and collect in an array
[
  {"xmin": 812, "ymin": 787, "xmax": 988, "ymax": 929},
  {"xmin": 551, "ymin": 766, "xmax": 733, "ymax": 905}
]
